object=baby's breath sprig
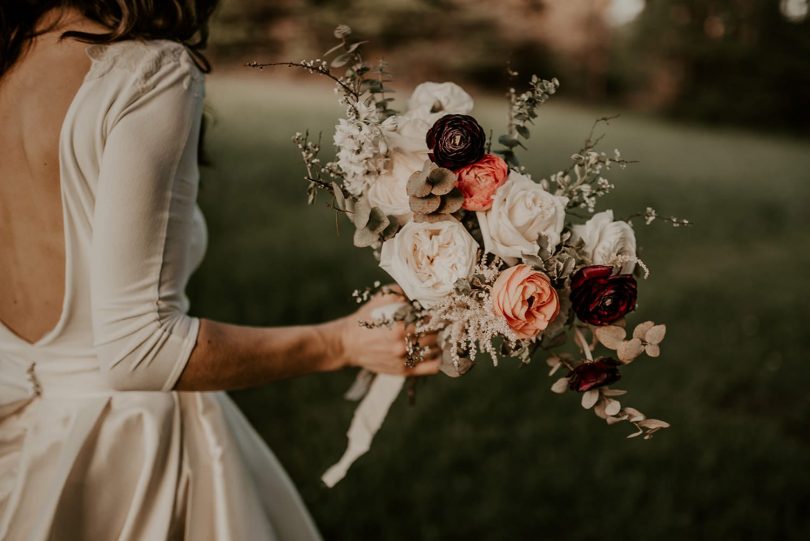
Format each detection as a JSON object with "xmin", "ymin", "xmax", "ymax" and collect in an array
[
  {"xmin": 625, "ymin": 207, "xmax": 692, "ymax": 227},
  {"xmin": 547, "ymin": 117, "xmax": 637, "ymax": 212}
]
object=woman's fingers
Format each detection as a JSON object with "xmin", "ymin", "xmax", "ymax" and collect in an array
[
  {"xmin": 405, "ymin": 359, "xmax": 441, "ymax": 376},
  {"xmin": 417, "ymin": 332, "xmax": 439, "ymax": 348},
  {"xmin": 367, "ymin": 284, "xmax": 405, "ymax": 306}
]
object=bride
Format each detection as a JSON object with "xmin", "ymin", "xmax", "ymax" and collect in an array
[{"xmin": 0, "ymin": 2, "xmax": 442, "ymax": 539}]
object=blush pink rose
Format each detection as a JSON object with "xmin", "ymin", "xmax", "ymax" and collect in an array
[
  {"xmin": 491, "ymin": 264, "xmax": 560, "ymax": 339},
  {"xmin": 455, "ymin": 153, "xmax": 509, "ymax": 211}
]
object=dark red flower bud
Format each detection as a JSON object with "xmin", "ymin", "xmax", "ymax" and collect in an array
[
  {"xmin": 426, "ymin": 114, "xmax": 486, "ymax": 170},
  {"xmin": 568, "ymin": 357, "xmax": 621, "ymax": 392},
  {"xmin": 570, "ymin": 265, "xmax": 637, "ymax": 326}
]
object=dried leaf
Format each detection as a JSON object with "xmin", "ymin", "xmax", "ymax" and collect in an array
[
  {"xmin": 626, "ymin": 428, "xmax": 644, "ymax": 438},
  {"xmin": 581, "ymin": 389, "xmax": 599, "ymax": 409},
  {"xmin": 645, "ymin": 324, "xmax": 667, "ymax": 345},
  {"xmin": 623, "ymin": 407, "xmax": 645, "ymax": 422},
  {"xmin": 332, "ymin": 182, "xmax": 346, "ymax": 210},
  {"xmin": 353, "ymin": 226, "xmax": 378, "ymax": 247},
  {"xmin": 435, "ymin": 188, "xmax": 464, "ymax": 214},
  {"xmin": 606, "ymin": 415, "xmax": 625, "ymax": 425},
  {"xmin": 551, "ymin": 377, "xmax": 570, "ymax": 394},
  {"xmin": 638, "ymin": 419, "xmax": 670, "ymax": 430},
  {"xmin": 439, "ymin": 354, "xmax": 474, "ymax": 378},
  {"xmin": 352, "ymin": 197, "xmax": 371, "ymax": 228},
  {"xmin": 593, "ymin": 399, "xmax": 608, "ymax": 419},
  {"xmin": 409, "ymin": 194, "xmax": 441, "ymax": 214},
  {"xmin": 595, "ymin": 326, "xmax": 626, "ymax": 350},
  {"xmin": 406, "ymin": 171, "xmax": 432, "ymax": 197},
  {"xmin": 365, "ymin": 207, "xmax": 389, "ymax": 234},
  {"xmin": 617, "ymin": 338, "xmax": 644, "ymax": 363},
  {"xmin": 633, "ymin": 321, "xmax": 655, "ymax": 340},
  {"xmin": 601, "ymin": 388, "xmax": 628, "ymax": 397},
  {"xmin": 604, "ymin": 398, "xmax": 622, "ymax": 416},
  {"xmin": 546, "ymin": 356, "xmax": 562, "ymax": 376},
  {"xmin": 645, "ymin": 344, "xmax": 661, "ymax": 358},
  {"xmin": 428, "ymin": 168, "xmax": 458, "ymax": 195}
]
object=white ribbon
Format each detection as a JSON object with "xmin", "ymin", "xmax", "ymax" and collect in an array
[{"xmin": 321, "ymin": 303, "xmax": 406, "ymax": 487}]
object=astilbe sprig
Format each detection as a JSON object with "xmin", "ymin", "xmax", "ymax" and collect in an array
[{"xmin": 413, "ymin": 255, "xmax": 522, "ymax": 369}]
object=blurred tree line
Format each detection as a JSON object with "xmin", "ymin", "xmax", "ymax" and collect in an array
[{"xmin": 209, "ymin": 0, "xmax": 810, "ymax": 134}]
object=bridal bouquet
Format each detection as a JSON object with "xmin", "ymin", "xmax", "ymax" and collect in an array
[{"xmin": 250, "ymin": 25, "xmax": 688, "ymax": 486}]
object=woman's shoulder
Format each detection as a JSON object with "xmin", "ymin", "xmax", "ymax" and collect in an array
[{"xmin": 85, "ymin": 39, "xmax": 203, "ymax": 95}]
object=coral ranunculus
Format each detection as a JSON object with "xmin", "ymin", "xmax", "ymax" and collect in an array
[
  {"xmin": 567, "ymin": 357, "xmax": 622, "ymax": 392},
  {"xmin": 425, "ymin": 114, "xmax": 486, "ymax": 170},
  {"xmin": 570, "ymin": 265, "xmax": 637, "ymax": 326},
  {"xmin": 455, "ymin": 154, "xmax": 509, "ymax": 211},
  {"xmin": 491, "ymin": 264, "xmax": 560, "ymax": 339}
]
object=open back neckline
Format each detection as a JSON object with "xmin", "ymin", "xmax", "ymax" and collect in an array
[{"xmin": 0, "ymin": 44, "xmax": 99, "ymax": 348}]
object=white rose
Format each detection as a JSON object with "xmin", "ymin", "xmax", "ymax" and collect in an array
[
  {"xmin": 406, "ymin": 82, "xmax": 474, "ymax": 124},
  {"xmin": 379, "ymin": 219, "xmax": 479, "ymax": 306},
  {"xmin": 571, "ymin": 210, "xmax": 637, "ymax": 274},
  {"xmin": 476, "ymin": 171, "xmax": 569, "ymax": 265},
  {"xmin": 366, "ymin": 149, "xmax": 427, "ymax": 219}
]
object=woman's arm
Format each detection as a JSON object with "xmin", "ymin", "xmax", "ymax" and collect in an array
[
  {"xmin": 174, "ymin": 291, "xmax": 440, "ymax": 392},
  {"xmin": 90, "ymin": 46, "xmax": 439, "ymax": 392}
]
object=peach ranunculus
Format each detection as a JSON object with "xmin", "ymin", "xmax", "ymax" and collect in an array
[
  {"xmin": 491, "ymin": 264, "xmax": 560, "ymax": 339},
  {"xmin": 455, "ymin": 154, "xmax": 509, "ymax": 211}
]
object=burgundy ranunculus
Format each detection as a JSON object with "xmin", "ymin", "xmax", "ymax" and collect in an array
[
  {"xmin": 570, "ymin": 265, "xmax": 637, "ymax": 326},
  {"xmin": 425, "ymin": 114, "xmax": 486, "ymax": 170},
  {"xmin": 568, "ymin": 357, "xmax": 621, "ymax": 392}
]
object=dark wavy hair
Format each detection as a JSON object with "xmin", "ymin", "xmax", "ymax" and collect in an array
[{"xmin": 0, "ymin": 1, "xmax": 220, "ymax": 77}]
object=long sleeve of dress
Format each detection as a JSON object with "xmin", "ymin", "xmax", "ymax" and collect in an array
[{"xmin": 90, "ymin": 46, "xmax": 205, "ymax": 392}]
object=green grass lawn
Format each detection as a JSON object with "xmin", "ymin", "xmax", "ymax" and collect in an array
[{"xmin": 188, "ymin": 72, "xmax": 810, "ymax": 540}]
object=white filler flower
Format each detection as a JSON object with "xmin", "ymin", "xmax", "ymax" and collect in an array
[
  {"xmin": 571, "ymin": 210, "xmax": 637, "ymax": 274},
  {"xmin": 379, "ymin": 219, "xmax": 479, "ymax": 306},
  {"xmin": 477, "ymin": 171, "xmax": 569, "ymax": 265}
]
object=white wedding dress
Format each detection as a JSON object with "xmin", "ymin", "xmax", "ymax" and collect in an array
[{"xmin": 0, "ymin": 39, "xmax": 321, "ymax": 540}]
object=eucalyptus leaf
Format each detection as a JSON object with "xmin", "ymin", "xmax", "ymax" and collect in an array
[
  {"xmin": 353, "ymin": 226, "xmax": 379, "ymax": 248},
  {"xmin": 516, "ymin": 125, "xmax": 531, "ymax": 139},
  {"xmin": 331, "ymin": 53, "xmax": 352, "ymax": 68},
  {"xmin": 352, "ymin": 197, "xmax": 371, "ymax": 228},
  {"xmin": 498, "ymin": 134, "xmax": 520, "ymax": 148},
  {"xmin": 365, "ymin": 207, "xmax": 389, "ymax": 234},
  {"xmin": 332, "ymin": 182, "xmax": 346, "ymax": 210}
]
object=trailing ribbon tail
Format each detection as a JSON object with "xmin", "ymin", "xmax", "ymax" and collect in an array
[
  {"xmin": 321, "ymin": 302, "xmax": 406, "ymax": 487},
  {"xmin": 321, "ymin": 373, "xmax": 405, "ymax": 487}
]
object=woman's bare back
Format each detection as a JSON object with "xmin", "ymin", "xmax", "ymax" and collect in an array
[{"xmin": 0, "ymin": 12, "xmax": 103, "ymax": 343}]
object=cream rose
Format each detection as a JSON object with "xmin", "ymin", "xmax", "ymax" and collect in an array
[
  {"xmin": 571, "ymin": 210, "xmax": 637, "ymax": 274},
  {"xmin": 476, "ymin": 171, "xmax": 569, "ymax": 265},
  {"xmin": 379, "ymin": 219, "xmax": 479, "ymax": 306},
  {"xmin": 366, "ymin": 149, "xmax": 428, "ymax": 220},
  {"xmin": 406, "ymin": 82, "xmax": 474, "ymax": 124}
]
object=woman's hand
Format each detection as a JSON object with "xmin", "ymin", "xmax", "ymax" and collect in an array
[{"xmin": 336, "ymin": 287, "xmax": 442, "ymax": 377}]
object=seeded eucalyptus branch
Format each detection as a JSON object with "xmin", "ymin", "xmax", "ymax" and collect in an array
[{"xmin": 496, "ymin": 70, "xmax": 560, "ymax": 168}]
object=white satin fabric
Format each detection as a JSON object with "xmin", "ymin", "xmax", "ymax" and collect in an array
[{"xmin": 0, "ymin": 40, "xmax": 321, "ymax": 540}]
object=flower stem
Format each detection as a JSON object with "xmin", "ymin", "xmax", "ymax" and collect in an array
[{"xmin": 574, "ymin": 326, "xmax": 594, "ymax": 362}]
